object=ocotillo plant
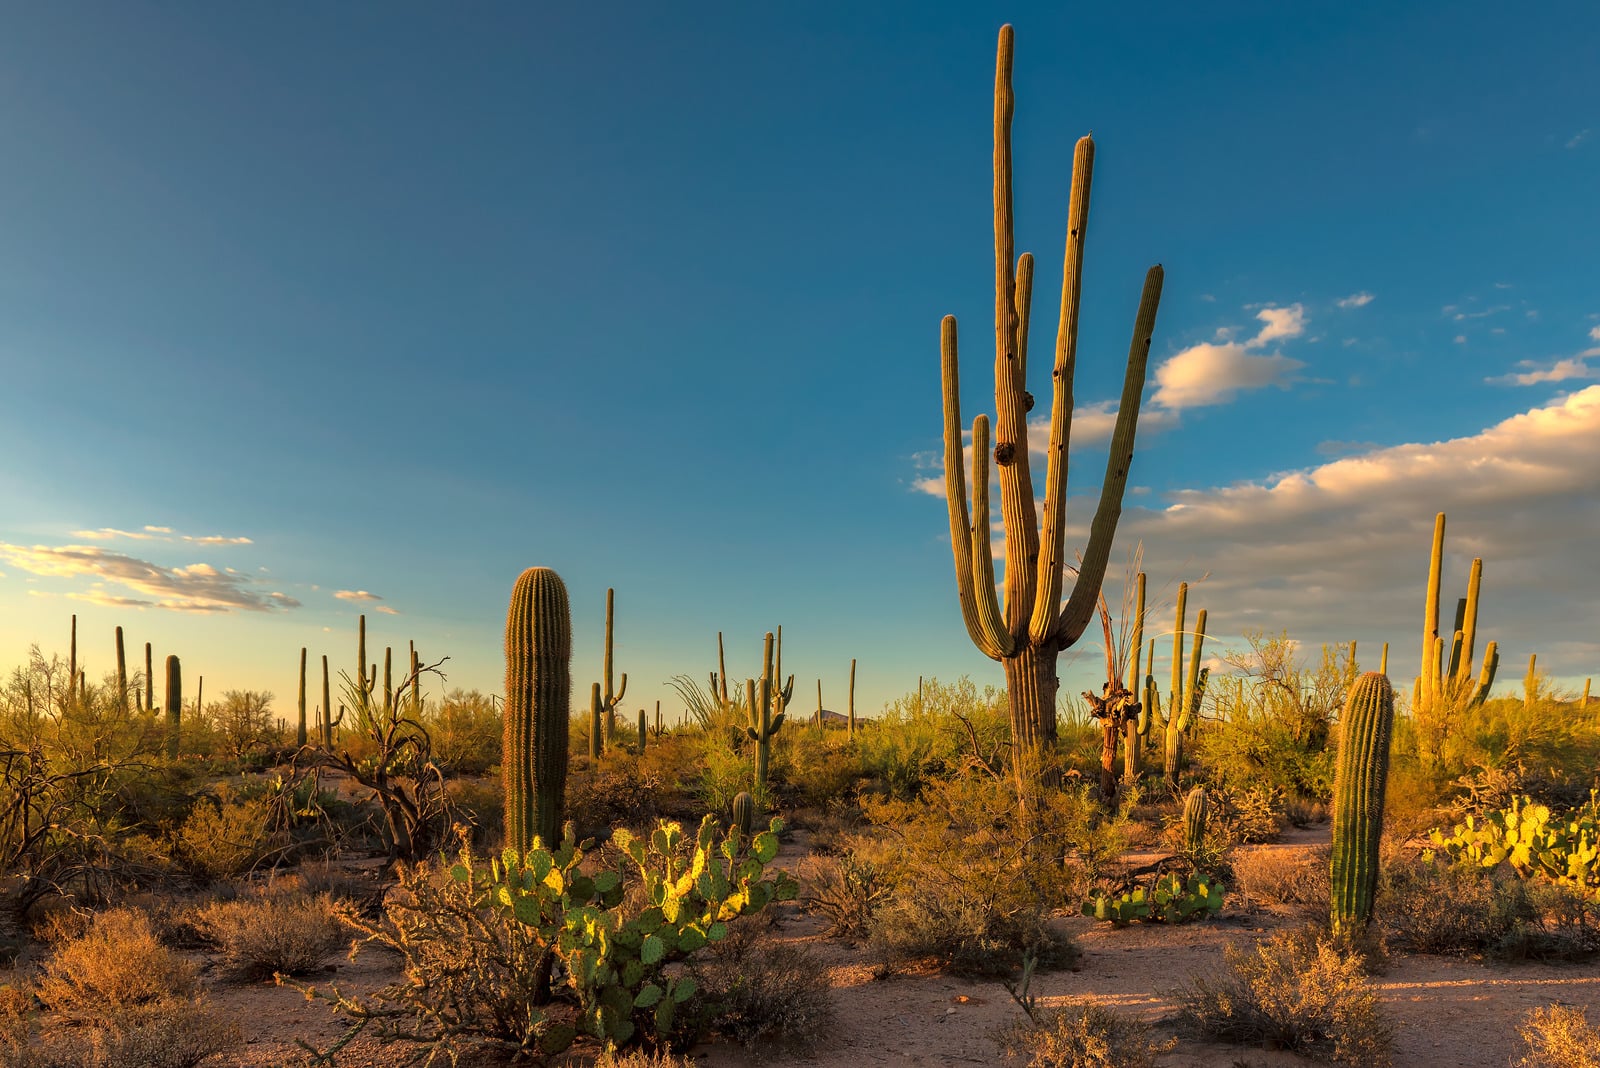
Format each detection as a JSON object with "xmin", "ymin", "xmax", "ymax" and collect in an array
[
  {"xmin": 938, "ymin": 25, "xmax": 1163, "ymax": 792},
  {"xmin": 115, "ymin": 626, "xmax": 128, "ymax": 717},
  {"xmin": 598, "ymin": 588, "xmax": 628, "ymax": 748},
  {"xmin": 503, "ymin": 567, "xmax": 572, "ymax": 856},
  {"xmin": 1183, "ymin": 786, "xmax": 1208, "ymax": 858},
  {"xmin": 164, "ymin": 654, "xmax": 182, "ymax": 759},
  {"xmin": 297, "ymin": 648, "xmax": 308, "ymax": 747},
  {"xmin": 745, "ymin": 633, "xmax": 787, "ymax": 793},
  {"xmin": 1413, "ymin": 512, "xmax": 1498, "ymax": 766},
  {"xmin": 1331, "ymin": 672, "xmax": 1396, "ymax": 938}
]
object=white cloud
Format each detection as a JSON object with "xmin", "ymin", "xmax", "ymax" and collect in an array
[
  {"xmin": 1336, "ymin": 292, "xmax": 1375, "ymax": 309},
  {"xmin": 1151, "ymin": 342, "xmax": 1305, "ymax": 410},
  {"xmin": 375, "ymin": 605, "xmax": 401, "ymax": 615},
  {"xmin": 184, "ymin": 535, "xmax": 253, "ymax": 546},
  {"xmin": 1246, "ymin": 304, "xmax": 1307, "ymax": 349},
  {"xmin": 1590, "ymin": 325, "xmax": 1600, "ymax": 342},
  {"xmin": 0, "ymin": 543, "xmax": 301, "ymax": 613},
  {"xmin": 335, "ymin": 590, "xmax": 383, "ymax": 602},
  {"xmin": 1105, "ymin": 385, "xmax": 1600, "ymax": 679},
  {"xmin": 1486, "ymin": 358, "xmax": 1597, "ymax": 387},
  {"xmin": 1568, "ymin": 129, "xmax": 1592, "ymax": 149},
  {"xmin": 72, "ymin": 528, "xmax": 164, "ymax": 541}
]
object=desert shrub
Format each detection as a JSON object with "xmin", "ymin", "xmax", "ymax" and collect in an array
[
  {"xmin": 860, "ymin": 771, "xmax": 1092, "ymax": 976},
  {"xmin": 174, "ymin": 787, "xmax": 273, "ymax": 880},
  {"xmin": 1380, "ymin": 852, "xmax": 1532, "ymax": 956},
  {"xmin": 854, "ymin": 677, "xmax": 1008, "ymax": 802},
  {"xmin": 999, "ymin": 1000, "xmax": 1172, "ymax": 1068},
  {"xmin": 781, "ymin": 733, "xmax": 866, "ymax": 809},
  {"xmin": 1518, "ymin": 1005, "xmax": 1600, "ymax": 1068},
  {"xmin": 444, "ymin": 774, "xmax": 504, "ymax": 849},
  {"xmin": 1, "ymin": 999, "xmax": 239, "ymax": 1068},
  {"xmin": 685, "ymin": 922, "xmax": 834, "ymax": 1049},
  {"xmin": 276, "ymin": 856, "xmax": 376, "ymax": 904},
  {"xmin": 1211, "ymin": 783, "xmax": 1286, "ymax": 845},
  {"xmin": 1283, "ymin": 795, "xmax": 1329, "ymax": 828},
  {"xmin": 188, "ymin": 890, "xmax": 347, "ymax": 980},
  {"xmin": 798, "ymin": 848, "xmax": 889, "ymax": 941},
  {"xmin": 1232, "ymin": 845, "xmax": 1330, "ymax": 907},
  {"xmin": 691, "ymin": 732, "xmax": 756, "ymax": 815},
  {"xmin": 592, "ymin": 1049, "xmax": 697, "ymax": 1068},
  {"xmin": 566, "ymin": 751, "xmax": 680, "ymax": 836},
  {"xmin": 425, "ymin": 689, "xmax": 503, "ymax": 774},
  {"xmin": 1177, "ymin": 927, "xmax": 1393, "ymax": 1067},
  {"xmin": 34, "ymin": 909, "xmax": 197, "ymax": 1017}
]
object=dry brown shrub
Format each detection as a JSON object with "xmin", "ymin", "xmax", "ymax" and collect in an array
[
  {"xmin": 1233, "ymin": 844, "xmax": 1330, "ymax": 907},
  {"xmin": 797, "ymin": 848, "xmax": 888, "ymax": 941},
  {"xmin": 999, "ymin": 1000, "xmax": 1174, "ymax": 1068},
  {"xmin": 188, "ymin": 891, "xmax": 347, "ymax": 980},
  {"xmin": 1177, "ymin": 927, "xmax": 1392, "ymax": 1067},
  {"xmin": 1518, "ymin": 1005, "xmax": 1600, "ymax": 1068},
  {"xmin": 1, "ymin": 999, "xmax": 239, "ymax": 1068},
  {"xmin": 34, "ymin": 909, "xmax": 197, "ymax": 1017},
  {"xmin": 592, "ymin": 1049, "xmax": 698, "ymax": 1068},
  {"xmin": 686, "ymin": 922, "xmax": 835, "ymax": 1049},
  {"xmin": 175, "ymin": 790, "xmax": 273, "ymax": 881}
]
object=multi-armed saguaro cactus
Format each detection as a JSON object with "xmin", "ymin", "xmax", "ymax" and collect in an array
[
  {"xmin": 939, "ymin": 26, "xmax": 1163, "ymax": 787},
  {"xmin": 164, "ymin": 654, "xmax": 182, "ymax": 759},
  {"xmin": 597, "ymin": 588, "xmax": 628, "ymax": 749},
  {"xmin": 1151, "ymin": 583, "xmax": 1207, "ymax": 786},
  {"xmin": 503, "ymin": 567, "xmax": 572, "ymax": 856},
  {"xmin": 1331, "ymin": 671, "xmax": 1396, "ymax": 938},
  {"xmin": 745, "ymin": 632, "xmax": 788, "ymax": 793},
  {"xmin": 1414, "ymin": 512, "xmax": 1499, "ymax": 764},
  {"xmin": 1183, "ymin": 786, "xmax": 1208, "ymax": 858}
]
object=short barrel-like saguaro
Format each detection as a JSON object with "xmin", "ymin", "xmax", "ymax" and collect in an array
[
  {"xmin": 1183, "ymin": 786, "xmax": 1208, "ymax": 857},
  {"xmin": 732, "ymin": 790, "xmax": 756, "ymax": 839},
  {"xmin": 1330, "ymin": 671, "xmax": 1396, "ymax": 937},
  {"xmin": 503, "ymin": 567, "xmax": 572, "ymax": 856}
]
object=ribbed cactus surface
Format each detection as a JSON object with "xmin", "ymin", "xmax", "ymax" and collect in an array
[
  {"xmin": 503, "ymin": 567, "xmax": 572, "ymax": 856},
  {"xmin": 164, "ymin": 654, "xmax": 182, "ymax": 758},
  {"xmin": 1183, "ymin": 786, "xmax": 1208, "ymax": 857},
  {"xmin": 732, "ymin": 790, "xmax": 755, "ymax": 838},
  {"xmin": 1331, "ymin": 671, "xmax": 1395, "ymax": 937}
]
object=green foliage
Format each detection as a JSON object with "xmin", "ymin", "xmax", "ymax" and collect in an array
[
  {"xmin": 1081, "ymin": 871, "xmax": 1224, "ymax": 925},
  {"xmin": 856, "ymin": 676, "xmax": 1008, "ymax": 801},
  {"xmin": 1427, "ymin": 793, "xmax": 1600, "ymax": 902},
  {"xmin": 299, "ymin": 814, "xmax": 797, "ymax": 1061}
]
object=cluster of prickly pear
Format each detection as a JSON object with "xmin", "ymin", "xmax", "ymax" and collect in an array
[
  {"xmin": 503, "ymin": 567, "xmax": 572, "ymax": 857},
  {"xmin": 1083, "ymin": 872, "xmax": 1224, "ymax": 926},
  {"xmin": 1428, "ymin": 793, "xmax": 1600, "ymax": 898},
  {"xmin": 1183, "ymin": 786, "xmax": 1208, "ymax": 858},
  {"xmin": 1330, "ymin": 671, "xmax": 1395, "ymax": 938}
]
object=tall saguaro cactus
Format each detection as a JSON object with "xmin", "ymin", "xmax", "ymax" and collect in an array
[
  {"xmin": 1123, "ymin": 572, "xmax": 1146, "ymax": 782},
  {"xmin": 145, "ymin": 643, "xmax": 154, "ymax": 716},
  {"xmin": 1414, "ymin": 512, "xmax": 1498, "ymax": 765},
  {"xmin": 298, "ymin": 648, "xmax": 308, "ymax": 747},
  {"xmin": 940, "ymin": 25, "xmax": 1164, "ymax": 781},
  {"xmin": 599, "ymin": 588, "xmax": 628, "ymax": 748},
  {"xmin": 503, "ymin": 567, "xmax": 572, "ymax": 856},
  {"xmin": 1163, "ymin": 583, "xmax": 1208, "ymax": 786},
  {"xmin": 164, "ymin": 655, "xmax": 182, "ymax": 759},
  {"xmin": 321, "ymin": 655, "xmax": 332, "ymax": 746},
  {"xmin": 1331, "ymin": 672, "xmax": 1396, "ymax": 938},
  {"xmin": 115, "ymin": 626, "xmax": 129, "ymax": 718},
  {"xmin": 746, "ymin": 633, "xmax": 787, "ymax": 793}
]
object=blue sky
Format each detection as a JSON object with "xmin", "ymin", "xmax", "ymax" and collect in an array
[{"xmin": 2, "ymin": 3, "xmax": 1597, "ymax": 723}]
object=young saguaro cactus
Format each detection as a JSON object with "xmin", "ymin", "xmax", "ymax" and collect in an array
[
  {"xmin": 503, "ymin": 567, "xmax": 572, "ymax": 856},
  {"xmin": 1183, "ymin": 786, "xmax": 1208, "ymax": 858},
  {"xmin": 939, "ymin": 26, "xmax": 1164, "ymax": 782},
  {"xmin": 745, "ymin": 632, "xmax": 788, "ymax": 793},
  {"xmin": 588, "ymin": 683, "xmax": 603, "ymax": 761},
  {"xmin": 164, "ymin": 654, "xmax": 182, "ymax": 759},
  {"xmin": 1331, "ymin": 671, "xmax": 1396, "ymax": 938}
]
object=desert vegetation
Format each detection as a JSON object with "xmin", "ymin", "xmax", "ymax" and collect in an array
[{"xmin": 2, "ymin": 22, "xmax": 1597, "ymax": 1068}]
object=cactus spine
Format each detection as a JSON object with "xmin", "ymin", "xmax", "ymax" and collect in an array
[
  {"xmin": 297, "ymin": 647, "xmax": 308, "ymax": 747},
  {"xmin": 164, "ymin": 654, "xmax": 182, "ymax": 758},
  {"xmin": 114, "ymin": 626, "xmax": 129, "ymax": 717},
  {"xmin": 503, "ymin": 567, "xmax": 572, "ymax": 856},
  {"xmin": 1183, "ymin": 786, "xmax": 1208, "ymax": 858},
  {"xmin": 745, "ymin": 633, "xmax": 787, "ymax": 793},
  {"xmin": 1331, "ymin": 671, "xmax": 1396, "ymax": 938},
  {"xmin": 938, "ymin": 25, "xmax": 1163, "ymax": 786},
  {"xmin": 588, "ymin": 683, "xmax": 603, "ymax": 760}
]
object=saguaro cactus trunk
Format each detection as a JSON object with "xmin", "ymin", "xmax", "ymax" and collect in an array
[
  {"xmin": 164, "ymin": 655, "xmax": 182, "ymax": 758},
  {"xmin": 1331, "ymin": 672, "xmax": 1396, "ymax": 938},
  {"xmin": 115, "ymin": 626, "xmax": 129, "ymax": 718},
  {"xmin": 503, "ymin": 567, "xmax": 572, "ymax": 855},
  {"xmin": 939, "ymin": 25, "xmax": 1163, "ymax": 797}
]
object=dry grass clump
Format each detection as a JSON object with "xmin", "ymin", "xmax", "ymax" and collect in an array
[
  {"xmin": 592, "ymin": 1049, "xmax": 698, "ymax": 1068},
  {"xmin": 34, "ymin": 909, "xmax": 198, "ymax": 1017},
  {"xmin": 1176, "ymin": 927, "xmax": 1393, "ymax": 1067},
  {"xmin": 686, "ymin": 922, "xmax": 835, "ymax": 1049},
  {"xmin": 999, "ymin": 1000, "xmax": 1174, "ymax": 1068},
  {"xmin": 1232, "ymin": 844, "xmax": 1330, "ymax": 907},
  {"xmin": 1518, "ymin": 1005, "xmax": 1600, "ymax": 1068},
  {"xmin": 797, "ymin": 848, "xmax": 889, "ymax": 941},
  {"xmin": 2, "ymin": 999, "xmax": 239, "ymax": 1068},
  {"xmin": 188, "ymin": 890, "xmax": 347, "ymax": 980}
]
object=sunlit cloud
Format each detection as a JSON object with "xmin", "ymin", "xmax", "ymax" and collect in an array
[
  {"xmin": 1246, "ymin": 304, "xmax": 1307, "ymax": 348},
  {"xmin": 1486, "ymin": 358, "xmax": 1597, "ymax": 387},
  {"xmin": 0, "ymin": 542, "xmax": 301, "ymax": 613},
  {"xmin": 1151, "ymin": 342, "xmax": 1304, "ymax": 409},
  {"xmin": 66, "ymin": 590, "xmax": 157, "ymax": 609},
  {"xmin": 72, "ymin": 527, "xmax": 164, "ymax": 541},
  {"xmin": 375, "ymin": 605, "xmax": 401, "ymax": 615},
  {"xmin": 184, "ymin": 535, "xmax": 254, "ymax": 546},
  {"xmin": 335, "ymin": 590, "xmax": 383, "ymax": 602},
  {"xmin": 1336, "ymin": 292, "xmax": 1375, "ymax": 309},
  {"xmin": 65, "ymin": 525, "xmax": 251, "ymax": 547}
]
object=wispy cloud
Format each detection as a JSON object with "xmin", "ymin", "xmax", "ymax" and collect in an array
[
  {"xmin": 184, "ymin": 535, "xmax": 253, "ymax": 546},
  {"xmin": 335, "ymin": 590, "xmax": 383, "ymax": 602},
  {"xmin": 1486, "ymin": 358, "xmax": 1597, "ymax": 387},
  {"xmin": 1336, "ymin": 292, "xmax": 1375, "ymax": 310},
  {"xmin": 0, "ymin": 543, "xmax": 301, "ymax": 613},
  {"xmin": 375, "ymin": 605, "xmax": 401, "ymax": 615},
  {"xmin": 1568, "ymin": 129, "xmax": 1592, "ymax": 149},
  {"xmin": 67, "ymin": 525, "xmax": 251, "ymax": 546}
]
